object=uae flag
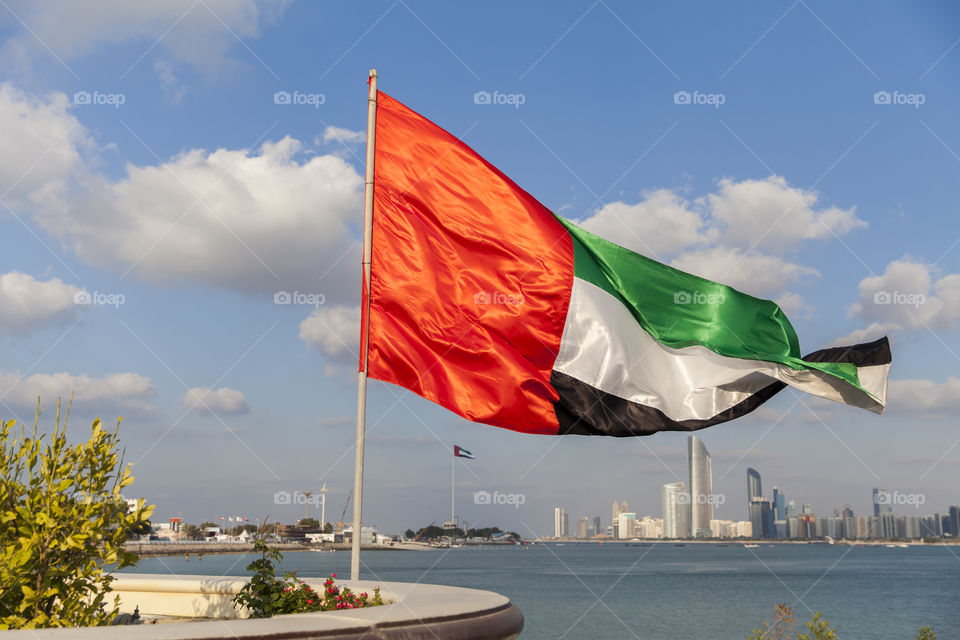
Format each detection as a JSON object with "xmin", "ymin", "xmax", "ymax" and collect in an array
[
  {"xmin": 454, "ymin": 445, "xmax": 475, "ymax": 459},
  {"xmin": 363, "ymin": 90, "xmax": 891, "ymax": 437}
]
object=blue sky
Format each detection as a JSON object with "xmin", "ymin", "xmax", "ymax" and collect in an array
[{"xmin": 1, "ymin": 0, "xmax": 958, "ymax": 536}]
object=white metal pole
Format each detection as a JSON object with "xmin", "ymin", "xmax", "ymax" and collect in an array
[
  {"xmin": 451, "ymin": 453, "xmax": 455, "ymax": 526},
  {"xmin": 351, "ymin": 68, "xmax": 378, "ymax": 581}
]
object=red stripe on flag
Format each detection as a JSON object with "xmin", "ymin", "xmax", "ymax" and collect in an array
[{"xmin": 366, "ymin": 92, "xmax": 574, "ymax": 434}]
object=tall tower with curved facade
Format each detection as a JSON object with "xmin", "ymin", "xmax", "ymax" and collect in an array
[
  {"xmin": 747, "ymin": 468, "xmax": 762, "ymax": 504},
  {"xmin": 688, "ymin": 435, "xmax": 714, "ymax": 538}
]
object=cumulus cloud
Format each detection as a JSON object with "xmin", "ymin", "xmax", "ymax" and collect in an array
[
  {"xmin": 0, "ymin": 0, "xmax": 289, "ymax": 72},
  {"xmin": 34, "ymin": 137, "xmax": 362, "ymax": 296},
  {"xmin": 887, "ymin": 378, "xmax": 960, "ymax": 416},
  {"xmin": 154, "ymin": 59, "xmax": 187, "ymax": 104},
  {"xmin": 847, "ymin": 259, "xmax": 960, "ymax": 332},
  {"xmin": 575, "ymin": 175, "xmax": 864, "ymax": 305},
  {"xmin": 0, "ymin": 370, "xmax": 156, "ymax": 416},
  {"xmin": 0, "ymin": 271, "xmax": 85, "ymax": 333},
  {"xmin": 671, "ymin": 247, "xmax": 819, "ymax": 299},
  {"xmin": 706, "ymin": 176, "xmax": 865, "ymax": 250},
  {"xmin": 182, "ymin": 386, "xmax": 249, "ymax": 414},
  {"xmin": 299, "ymin": 306, "xmax": 359, "ymax": 360},
  {"xmin": 322, "ymin": 126, "xmax": 364, "ymax": 145},
  {"xmin": 0, "ymin": 83, "xmax": 91, "ymax": 206}
]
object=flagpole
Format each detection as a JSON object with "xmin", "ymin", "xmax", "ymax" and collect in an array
[
  {"xmin": 351, "ymin": 68, "xmax": 377, "ymax": 581},
  {"xmin": 451, "ymin": 451, "xmax": 455, "ymax": 527}
]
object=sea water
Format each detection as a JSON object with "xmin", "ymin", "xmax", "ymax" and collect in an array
[{"xmin": 123, "ymin": 543, "xmax": 959, "ymax": 639}]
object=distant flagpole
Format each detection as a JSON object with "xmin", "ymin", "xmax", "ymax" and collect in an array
[
  {"xmin": 451, "ymin": 449, "xmax": 455, "ymax": 526},
  {"xmin": 351, "ymin": 68, "xmax": 378, "ymax": 581}
]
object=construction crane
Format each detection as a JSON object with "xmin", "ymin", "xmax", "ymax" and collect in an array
[
  {"xmin": 334, "ymin": 489, "xmax": 353, "ymax": 535},
  {"xmin": 413, "ymin": 521, "xmax": 436, "ymax": 542}
]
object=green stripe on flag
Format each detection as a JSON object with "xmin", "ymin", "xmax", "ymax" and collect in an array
[{"xmin": 555, "ymin": 216, "xmax": 867, "ymax": 396}]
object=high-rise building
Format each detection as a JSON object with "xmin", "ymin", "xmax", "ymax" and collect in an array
[
  {"xmin": 873, "ymin": 488, "xmax": 892, "ymax": 517},
  {"xmin": 661, "ymin": 481, "xmax": 691, "ymax": 538},
  {"xmin": 688, "ymin": 435, "xmax": 714, "ymax": 537},
  {"xmin": 554, "ymin": 507, "xmax": 568, "ymax": 538},
  {"xmin": 747, "ymin": 468, "xmax": 762, "ymax": 509},
  {"xmin": 773, "ymin": 486, "xmax": 785, "ymax": 521},
  {"xmin": 577, "ymin": 517, "xmax": 588, "ymax": 539},
  {"xmin": 612, "ymin": 501, "xmax": 622, "ymax": 525},
  {"xmin": 617, "ymin": 512, "xmax": 637, "ymax": 539},
  {"xmin": 949, "ymin": 506, "xmax": 960, "ymax": 539},
  {"xmin": 594, "ymin": 516, "xmax": 602, "ymax": 537},
  {"xmin": 749, "ymin": 498, "xmax": 775, "ymax": 538}
]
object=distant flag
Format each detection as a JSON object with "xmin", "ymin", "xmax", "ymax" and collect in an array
[
  {"xmin": 362, "ymin": 90, "xmax": 891, "ymax": 436},
  {"xmin": 453, "ymin": 445, "xmax": 475, "ymax": 459}
]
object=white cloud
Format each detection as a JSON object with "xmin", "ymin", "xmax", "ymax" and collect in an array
[
  {"xmin": 182, "ymin": 387, "xmax": 249, "ymax": 414},
  {"xmin": 848, "ymin": 259, "xmax": 960, "ymax": 332},
  {"xmin": 887, "ymin": 378, "xmax": 960, "ymax": 416},
  {"xmin": 579, "ymin": 189, "xmax": 715, "ymax": 257},
  {"xmin": 671, "ymin": 246, "xmax": 819, "ymax": 299},
  {"xmin": 0, "ymin": 370, "xmax": 156, "ymax": 417},
  {"xmin": 574, "ymin": 175, "xmax": 863, "ymax": 306},
  {"xmin": 0, "ymin": 0, "xmax": 290, "ymax": 72},
  {"xmin": 154, "ymin": 59, "xmax": 186, "ymax": 104},
  {"xmin": 33, "ymin": 135, "xmax": 363, "ymax": 296},
  {"xmin": 322, "ymin": 126, "xmax": 364, "ymax": 145},
  {"xmin": 0, "ymin": 271, "xmax": 85, "ymax": 333},
  {"xmin": 706, "ymin": 176, "xmax": 865, "ymax": 250},
  {"xmin": 824, "ymin": 322, "xmax": 897, "ymax": 348},
  {"xmin": 299, "ymin": 306, "xmax": 359, "ymax": 360},
  {"xmin": 0, "ymin": 83, "xmax": 91, "ymax": 206}
]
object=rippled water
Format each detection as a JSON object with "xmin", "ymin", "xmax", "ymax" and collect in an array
[{"xmin": 123, "ymin": 543, "xmax": 960, "ymax": 639}]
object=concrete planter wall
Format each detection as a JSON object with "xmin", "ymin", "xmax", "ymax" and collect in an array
[{"xmin": 6, "ymin": 574, "xmax": 523, "ymax": 640}]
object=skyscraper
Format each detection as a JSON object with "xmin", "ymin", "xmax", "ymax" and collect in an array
[
  {"xmin": 873, "ymin": 488, "xmax": 892, "ymax": 517},
  {"xmin": 747, "ymin": 468, "xmax": 762, "ymax": 508},
  {"xmin": 661, "ymin": 481, "xmax": 691, "ymax": 538},
  {"xmin": 612, "ymin": 500, "xmax": 621, "ymax": 525},
  {"xmin": 688, "ymin": 435, "xmax": 714, "ymax": 537},
  {"xmin": 577, "ymin": 517, "xmax": 588, "ymax": 539},
  {"xmin": 773, "ymin": 486, "xmax": 785, "ymax": 521},
  {"xmin": 554, "ymin": 507, "xmax": 568, "ymax": 538},
  {"xmin": 593, "ymin": 516, "xmax": 602, "ymax": 537}
]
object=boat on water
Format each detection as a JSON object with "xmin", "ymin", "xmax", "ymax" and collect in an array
[
  {"xmin": 673, "ymin": 543, "xmax": 688, "ymax": 547},
  {"xmin": 743, "ymin": 543, "xmax": 760, "ymax": 548},
  {"xmin": 717, "ymin": 543, "xmax": 729, "ymax": 547}
]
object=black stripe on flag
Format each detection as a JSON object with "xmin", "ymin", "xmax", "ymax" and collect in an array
[{"xmin": 552, "ymin": 337, "xmax": 891, "ymax": 437}]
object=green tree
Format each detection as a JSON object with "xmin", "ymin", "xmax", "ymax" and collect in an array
[
  {"xmin": 916, "ymin": 628, "xmax": 937, "ymax": 640},
  {"xmin": 0, "ymin": 400, "xmax": 153, "ymax": 629},
  {"xmin": 299, "ymin": 517, "xmax": 319, "ymax": 528},
  {"xmin": 404, "ymin": 529, "xmax": 415, "ymax": 539},
  {"xmin": 181, "ymin": 524, "xmax": 202, "ymax": 540},
  {"xmin": 797, "ymin": 612, "xmax": 838, "ymax": 640},
  {"xmin": 323, "ymin": 522, "xmax": 333, "ymax": 534}
]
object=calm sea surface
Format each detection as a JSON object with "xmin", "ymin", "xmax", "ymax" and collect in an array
[{"xmin": 122, "ymin": 543, "xmax": 959, "ymax": 639}]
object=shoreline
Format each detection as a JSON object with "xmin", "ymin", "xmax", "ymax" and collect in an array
[{"xmin": 125, "ymin": 542, "xmax": 421, "ymax": 556}]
